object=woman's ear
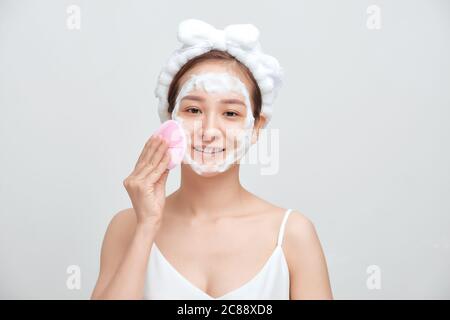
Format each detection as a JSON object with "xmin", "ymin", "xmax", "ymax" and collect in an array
[{"xmin": 251, "ymin": 114, "xmax": 267, "ymax": 144}]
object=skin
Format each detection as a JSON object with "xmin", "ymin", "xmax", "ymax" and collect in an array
[{"xmin": 91, "ymin": 60, "xmax": 333, "ymax": 300}]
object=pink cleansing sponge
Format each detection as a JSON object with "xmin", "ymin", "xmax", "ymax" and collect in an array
[{"xmin": 153, "ymin": 120, "xmax": 187, "ymax": 170}]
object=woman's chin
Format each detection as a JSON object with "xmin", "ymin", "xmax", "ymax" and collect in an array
[
  {"xmin": 181, "ymin": 161, "xmax": 227, "ymax": 177},
  {"xmin": 197, "ymin": 170, "xmax": 221, "ymax": 178}
]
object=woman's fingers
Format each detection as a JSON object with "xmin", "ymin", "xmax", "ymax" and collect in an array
[
  {"xmin": 149, "ymin": 138, "xmax": 170, "ymax": 169},
  {"xmin": 123, "ymin": 133, "xmax": 172, "ymax": 226},
  {"xmin": 135, "ymin": 135, "xmax": 162, "ymax": 171},
  {"xmin": 134, "ymin": 138, "xmax": 170, "ymax": 179},
  {"xmin": 158, "ymin": 168, "xmax": 170, "ymax": 185},
  {"xmin": 135, "ymin": 135, "xmax": 154, "ymax": 169},
  {"xmin": 146, "ymin": 151, "xmax": 171, "ymax": 184}
]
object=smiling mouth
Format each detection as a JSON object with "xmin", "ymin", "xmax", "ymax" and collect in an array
[{"xmin": 193, "ymin": 146, "xmax": 226, "ymax": 154}]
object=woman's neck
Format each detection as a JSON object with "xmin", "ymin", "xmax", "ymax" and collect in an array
[{"xmin": 173, "ymin": 163, "xmax": 247, "ymax": 219}]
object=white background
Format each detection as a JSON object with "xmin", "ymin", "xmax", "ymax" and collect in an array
[{"xmin": 0, "ymin": 0, "xmax": 449, "ymax": 299}]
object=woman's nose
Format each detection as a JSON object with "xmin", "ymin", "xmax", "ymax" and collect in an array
[{"xmin": 201, "ymin": 113, "xmax": 221, "ymax": 141}]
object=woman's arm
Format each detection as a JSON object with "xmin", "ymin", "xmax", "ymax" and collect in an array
[
  {"xmin": 91, "ymin": 134, "xmax": 170, "ymax": 299},
  {"xmin": 90, "ymin": 209, "xmax": 160, "ymax": 300},
  {"xmin": 284, "ymin": 211, "xmax": 333, "ymax": 300}
]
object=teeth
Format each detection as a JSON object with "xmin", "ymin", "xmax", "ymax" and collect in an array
[{"xmin": 194, "ymin": 147, "xmax": 225, "ymax": 154}]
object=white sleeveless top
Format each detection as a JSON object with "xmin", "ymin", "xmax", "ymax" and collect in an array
[{"xmin": 143, "ymin": 208, "xmax": 293, "ymax": 300}]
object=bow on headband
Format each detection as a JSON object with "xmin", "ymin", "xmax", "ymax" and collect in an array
[{"xmin": 177, "ymin": 19, "xmax": 260, "ymax": 51}]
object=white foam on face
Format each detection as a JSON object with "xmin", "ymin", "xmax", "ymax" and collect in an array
[{"xmin": 171, "ymin": 72, "xmax": 255, "ymax": 175}]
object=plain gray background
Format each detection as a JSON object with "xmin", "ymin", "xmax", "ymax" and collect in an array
[{"xmin": 1, "ymin": 0, "xmax": 449, "ymax": 299}]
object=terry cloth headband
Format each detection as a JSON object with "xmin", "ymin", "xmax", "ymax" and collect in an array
[{"xmin": 154, "ymin": 18, "xmax": 284, "ymax": 129}]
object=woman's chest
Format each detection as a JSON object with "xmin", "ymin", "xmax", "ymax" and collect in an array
[{"xmin": 150, "ymin": 213, "xmax": 283, "ymax": 298}]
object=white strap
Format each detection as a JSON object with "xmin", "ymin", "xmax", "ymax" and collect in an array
[{"xmin": 277, "ymin": 209, "xmax": 293, "ymax": 246}]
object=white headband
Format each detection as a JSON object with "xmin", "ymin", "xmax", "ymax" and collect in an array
[{"xmin": 154, "ymin": 18, "xmax": 284, "ymax": 129}]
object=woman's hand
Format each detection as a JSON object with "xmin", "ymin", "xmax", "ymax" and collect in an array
[{"xmin": 123, "ymin": 134, "xmax": 171, "ymax": 227}]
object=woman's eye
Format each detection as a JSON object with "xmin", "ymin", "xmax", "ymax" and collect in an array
[
  {"xmin": 184, "ymin": 107, "xmax": 239, "ymax": 117},
  {"xmin": 224, "ymin": 111, "xmax": 238, "ymax": 117},
  {"xmin": 186, "ymin": 107, "xmax": 201, "ymax": 114}
]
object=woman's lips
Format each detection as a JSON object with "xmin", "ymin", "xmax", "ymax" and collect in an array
[{"xmin": 192, "ymin": 146, "xmax": 225, "ymax": 155}]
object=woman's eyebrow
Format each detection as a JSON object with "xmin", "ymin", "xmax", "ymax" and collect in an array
[
  {"xmin": 219, "ymin": 98, "xmax": 245, "ymax": 106},
  {"xmin": 181, "ymin": 95, "xmax": 245, "ymax": 106},
  {"xmin": 182, "ymin": 95, "xmax": 204, "ymax": 102}
]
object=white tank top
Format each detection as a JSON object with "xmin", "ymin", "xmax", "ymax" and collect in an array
[{"xmin": 143, "ymin": 208, "xmax": 293, "ymax": 299}]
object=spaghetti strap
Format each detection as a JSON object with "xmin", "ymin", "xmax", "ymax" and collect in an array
[{"xmin": 277, "ymin": 208, "xmax": 293, "ymax": 247}]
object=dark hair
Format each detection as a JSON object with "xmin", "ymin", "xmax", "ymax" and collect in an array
[{"xmin": 167, "ymin": 49, "xmax": 262, "ymax": 122}]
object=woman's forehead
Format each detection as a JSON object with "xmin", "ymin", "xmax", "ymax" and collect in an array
[
  {"xmin": 178, "ymin": 60, "xmax": 253, "ymax": 94},
  {"xmin": 180, "ymin": 88, "xmax": 246, "ymax": 106}
]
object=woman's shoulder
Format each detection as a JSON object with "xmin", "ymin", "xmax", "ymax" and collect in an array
[
  {"xmin": 110, "ymin": 207, "xmax": 137, "ymax": 226},
  {"xmin": 281, "ymin": 208, "xmax": 325, "ymax": 271},
  {"xmin": 248, "ymin": 194, "xmax": 307, "ymax": 222},
  {"xmin": 252, "ymin": 194, "xmax": 317, "ymax": 249},
  {"xmin": 269, "ymin": 206, "xmax": 314, "ymax": 237},
  {"xmin": 284, "ymin": 209, "xmax": 316, "ymax": 244},
  {"xmin": 279, "ymin": 209, "xmax": 333, "ymax": 299},
  {"xmin": 250, "ymin": 196, "xmax": 313, "ymax": 235},
  {"xmin": 103, "ymin": 208, "xmax": 138, "ymax": 243}
]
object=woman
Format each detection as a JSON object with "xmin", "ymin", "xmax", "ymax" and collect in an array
[{"xmin": 91, "ymin": 19, "xmax": 333, "ymax": 300}]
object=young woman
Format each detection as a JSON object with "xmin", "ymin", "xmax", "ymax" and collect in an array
[{"xmin": 91, "ymin": 19, "xmax": 333, "ymax": 300}]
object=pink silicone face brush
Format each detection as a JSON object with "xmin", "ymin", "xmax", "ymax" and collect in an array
[{"xmin": 153, "ymin": 120, "xmax": 187, "ymax": 170}]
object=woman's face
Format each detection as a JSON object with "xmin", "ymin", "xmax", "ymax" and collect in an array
[{"xmin": 171, "ymin": 61, "xmax": 257, "ymax": 175}]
